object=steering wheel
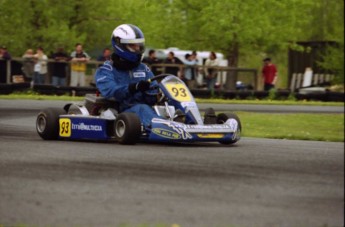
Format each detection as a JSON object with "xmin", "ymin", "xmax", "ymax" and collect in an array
[
  {"xmin": 145, "ymin": 74, "xmax": 174, "ymax": 102},
  {"xmin": 149, "ymin": 74, "xmax": 173, "ymax": 82}
]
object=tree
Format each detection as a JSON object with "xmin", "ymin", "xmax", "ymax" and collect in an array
[
  {"xmin": 305, "ymin": 0, "xmax": 344, "ymax": 83},
  {"xmin": 161, "ymin": 0, "xmax": 314, "ymax": 89},
  {"xmin": 1, "ymin": 0, "xmax": 343, "ymax": 87}
]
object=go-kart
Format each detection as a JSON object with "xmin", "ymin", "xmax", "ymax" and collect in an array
[{"xmin": 36, "ymin": 74, "xmax": 241, "ymax": 145}]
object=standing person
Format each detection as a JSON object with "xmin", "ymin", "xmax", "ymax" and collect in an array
[
  {"xmin": 183, "ymin": 53, "xmax": 197, "ymax": 88},
  {"xmin": 261, "ymin": 57, "xmax": 278, "ymax": 91},
  {"xmin": 0, "ymin": 46, "xmax": 11, "ymax": 60},
  {"xmin": 95, "ymin": 24, "xmax": 184, "ymax": 128},
  {"xmin": 51, "ymin": 47, "xmax": 69, "ymax": 86},
  {"xmin": 0, "ymin": 46, "xmax": 12, "ymax": 83},
  {"xmin": 21, "ymin": 49, "xmax": 35, "ymax": 82},
  {"xmin": 191, "ymin": 50, "xmax": 198, "ymax": 79},
  {"xmin": 142, "ymin": 49, "xmax": 161, "ymax": 75},
  {"xmin": 33, "ymin": 47, "xmax": 48, "ymax": 85},
  {"xmin": 70, "ymin": 43, "xmax": 90, "ymax": 87},
  {"xmin": 163, "ymin": 51, "xmax": 183, "ymax": 77},
  {"xmin": 204, "ymin": 51, "xmax": 219, "ymax": 94},
  {"xmin": 97, "ymin": 48, "xmax": 112, "ymax": 62}
]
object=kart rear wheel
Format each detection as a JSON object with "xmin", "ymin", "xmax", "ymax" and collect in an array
[
  {"xmin": 115, "ymin": 113, "xmax": 141, "ymax": 145},
  {"xmin": 36, "ymin": 108, "xmax": 66, "ymax": 140},
  {"xmin": 217, "ymin": 113, "xmax": 241, "ymax": 144}
]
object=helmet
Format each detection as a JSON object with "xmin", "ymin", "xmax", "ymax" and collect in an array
[{"xmin": 111, "ymin": 24, "xmax": 145, "ymax": 64}]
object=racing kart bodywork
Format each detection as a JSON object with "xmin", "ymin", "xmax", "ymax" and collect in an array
[{"xmin": 36, "ymin": 74, "xmax": 241, "ymax": 145}]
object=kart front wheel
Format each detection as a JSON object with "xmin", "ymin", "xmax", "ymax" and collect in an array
[
  {"xmin": 217, "ymin": 113, "xmax": 242, "ymax": 144},
  {"xmin": 36, "ymin": 108, "xmax": 66, "ymax": 140},
  {"xmin": 114, "ymin": 113, "xmax": 141, "ymax": 145}
]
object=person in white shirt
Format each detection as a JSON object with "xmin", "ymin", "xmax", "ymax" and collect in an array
[
  {"xmin": 33, "ymin": 47, "xmax": 48, "ymax": 85},
  {"xmin": 204, "ymin": 51, "xmax": 219, "ymax": 94}
]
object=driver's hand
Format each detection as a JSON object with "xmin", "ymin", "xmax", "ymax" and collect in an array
[{"xmin": 128, "ymin": 80, "xmax": 151, "ymax": 93}]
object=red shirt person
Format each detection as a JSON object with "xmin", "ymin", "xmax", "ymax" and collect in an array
[{"xmin": 262, "ymin": 57, "xmax": 278, "ymax": 91}]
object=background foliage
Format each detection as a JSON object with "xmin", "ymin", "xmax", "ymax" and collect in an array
[{"xmin": 0, "ymin": 0, "xmax": 343, "ymax": 87}]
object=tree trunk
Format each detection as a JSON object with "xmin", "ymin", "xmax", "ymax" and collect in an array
[{"xmin": 224, "ymin": 41, "xmax": 239, "ymax": 90}]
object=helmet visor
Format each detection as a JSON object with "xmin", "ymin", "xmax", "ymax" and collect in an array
[{"xmin": 124, "ymin": 43, "xmax": 145, "ymax": 55}]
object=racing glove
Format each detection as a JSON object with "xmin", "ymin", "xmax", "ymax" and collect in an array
[{"xmin": 128, "ymin": 80, "xmax": 151, "ymax": 93}]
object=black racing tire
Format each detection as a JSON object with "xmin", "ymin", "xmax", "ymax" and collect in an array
[
  {"xmin": 114, "ymin": 112, "xmax": 141, "ymax": 145},
  {"xmin": 217, "ymin": 113, "xmax": 242, "ymax": 144},
  {"xmin": 36, "ymin": 108, "xmax": 66, "ymax": 140}
]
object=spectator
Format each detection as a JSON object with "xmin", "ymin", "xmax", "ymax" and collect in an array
[
  {"xmin": 190, "ymin": 50, "xmax": 199, "ymax": 82},
  {"xmin": 163, "ymin": 51, "xmax": 183, "ymax": 77},
  {"xmin": 261, "ymin": 57, "xmax": 278, "ymax": 91},
  {"xmin": 204, "ymin": 51, "xmax": 219, "ymax": 94},
  {"xmin": 33, "ymin": 47, "xmax": 48, "ymax": 85},
  {"xmin": 21, "ymin": 49, "xmax": 35, "ymax": 82},
  {"xmin": 142, "ymin": 49, "xmax": 161, "ymax": 75},
  {"xmin": 51, "ymin": 47, "xmax": 69, "ymax": 86},
  {"xmin": 97, "ymin": 48, "xmax": 111, "ymax": 62},
  {"xmin": 0, "ymin": 46, "xmax": 11, "ymax": 60},
  {"xmin": 0, "ymin": 46, "xmax": 11, "ymax": 83},
  {"xmin": 70, "ymin": 43, "xmax": 90, "ymax": 87},
  {"xmin": 183, "ymin": 53, "xmax": 197, "ymax": 88}
]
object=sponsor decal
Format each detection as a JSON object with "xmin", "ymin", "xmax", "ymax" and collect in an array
[
  {"xmin": 151, "ymin": 118, "xmax": 238, "ymax": 140},
  {"xmin": 133, "ymin": 72, "xmax": 145, "ymax": 78},
  {"xmin": 152, "ymin": 118, "xmax": 192, "ymax": 140},
  {"xmin": 197, "ymin": 134, "xmax": 224, "ymax": 139},
  {"xmin": 181, "ymin": 102, "xmax": 197, "ymax": 108},
  {"xmin": 59, "ymin": 118, "xmax": 71, "ymax": 137},
  {"xmin": 152, "ymin": 128, "xmax": 181, "ymax": 139},
  {"xmin": 72, "ymin": 123, "xmax": 103, "ymax": 131},
  {"xmin": 165, "ymin": 83, "xmax": 192, "ymax": 102},
  {"xmin": 226, "ymin": 119, "xmax": 238, "ymax": 132}
]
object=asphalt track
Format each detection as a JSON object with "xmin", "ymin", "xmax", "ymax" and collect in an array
[{"xmin": 0, "ymin": 99, "xmax": 344, "ymax": 227}]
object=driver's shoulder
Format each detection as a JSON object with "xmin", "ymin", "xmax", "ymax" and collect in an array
[
  {"xmin": 98, "ymin": 61, "xmax": 113, "ymax": 72},
  {"xmin": 138, "ymin": 62, "xmax": 152, "ymax": 73}
]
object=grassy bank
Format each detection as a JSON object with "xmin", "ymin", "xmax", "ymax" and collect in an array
[
  {"xmin": 237, "ymin": 112, "xmax": 344, "ymax": 142},
  {"xmin": 0, "ymin": 92, "xmax": 343, "ymax": 106}
]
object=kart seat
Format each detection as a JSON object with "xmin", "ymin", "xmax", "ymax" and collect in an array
[{"xmin": 84, "ymin": 93, "xmax": 120, "ymax": 115}]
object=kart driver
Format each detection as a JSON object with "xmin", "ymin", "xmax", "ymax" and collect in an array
[{"xmin": 95, "ymin": 24, "xmax": 162, "ymax": 128}]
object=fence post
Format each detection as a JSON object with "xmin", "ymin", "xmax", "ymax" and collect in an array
[
  {"xmin": 6, "ymin": 60, "xmax": 11, "ymax": 84},
  {"xmin": 253, "ymin": 70, "xmax": 258, "ymax": 90}
]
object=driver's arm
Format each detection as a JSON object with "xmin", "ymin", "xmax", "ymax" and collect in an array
[{"xmin": 95, "ymin": 63, "xmax": 130, "ymax": 101}]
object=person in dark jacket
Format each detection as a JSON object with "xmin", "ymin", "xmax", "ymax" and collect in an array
[
  {"xmin": 163, "ymin": 51, "xmax": 183, "ymax": 77},
  {"xmin": 51, "ymin": 47, "xmax": 69, "ymax": 86},
  {"xmin": 142, "ymin": 49, "xmax": 161, "ymax": 75}
]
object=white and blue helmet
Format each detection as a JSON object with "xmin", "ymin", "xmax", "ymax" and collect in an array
[{"xmin": 111, "ymin": 24, "xmax": 145, "ymax": 64}]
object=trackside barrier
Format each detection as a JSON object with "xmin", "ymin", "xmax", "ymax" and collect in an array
[
  {"xmin": 149, "ymin": 63, "xmax": 258, "ymax": 91},
  {"xmin": 290, "ymin": 72, "xmax": 334, "ymax": 92},
  {"xmin": 1, "ymin": 58, "xmax": 258, "ymax": 91}
]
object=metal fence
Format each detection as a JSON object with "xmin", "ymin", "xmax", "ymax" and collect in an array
[{"xmin": 1, "ymin": 58, "xmax": 258, "ymax": 91}]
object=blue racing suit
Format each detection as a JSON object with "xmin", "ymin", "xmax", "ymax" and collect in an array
[{"xmin": 95, "ymin": 61, "xmax": 160, "ymax": 127}]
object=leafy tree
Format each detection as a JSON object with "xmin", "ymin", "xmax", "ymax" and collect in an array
[
  {"xmin": 305, "ymin": 0, "xmax": 344, "ymax": 83},
  {"xmin": 159, "ymin": 0, "xmax": 315, "ymax": 88},
  {"xmin": 0, "ymin": 0, "xmax": 343, "ymax": 87}
]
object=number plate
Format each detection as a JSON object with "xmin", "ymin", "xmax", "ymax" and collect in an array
[
  {"xmin": 165, "ymin": 83, "xmax": 192, "ymax": 102},
  {"xmin": 59, "ymin": 118, "xmax": 71, "ymax": 137}
]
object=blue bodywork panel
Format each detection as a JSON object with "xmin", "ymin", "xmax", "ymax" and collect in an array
[
  {"xmin": 148, "ymin": 118, "xmax": 236, "ymax": 143},
  {"xmin": 58, "ymin": 115, "xmax": 113, "ymax": 140}
]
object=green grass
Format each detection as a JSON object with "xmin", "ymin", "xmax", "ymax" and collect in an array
[
  {"xmin": 195, "ymin": 98, "xmax": 344, "ymax": 106},
  {"xmin": 0, "ymin": 93, "xmax": 83, "ymax": 101},
  {"xmin": 0, "ymin": 92, "xmax": 344, "ymax": 106},
  {"xmin": 237, "ymin": 111, "xmax": 344, "ymax": 142}
]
